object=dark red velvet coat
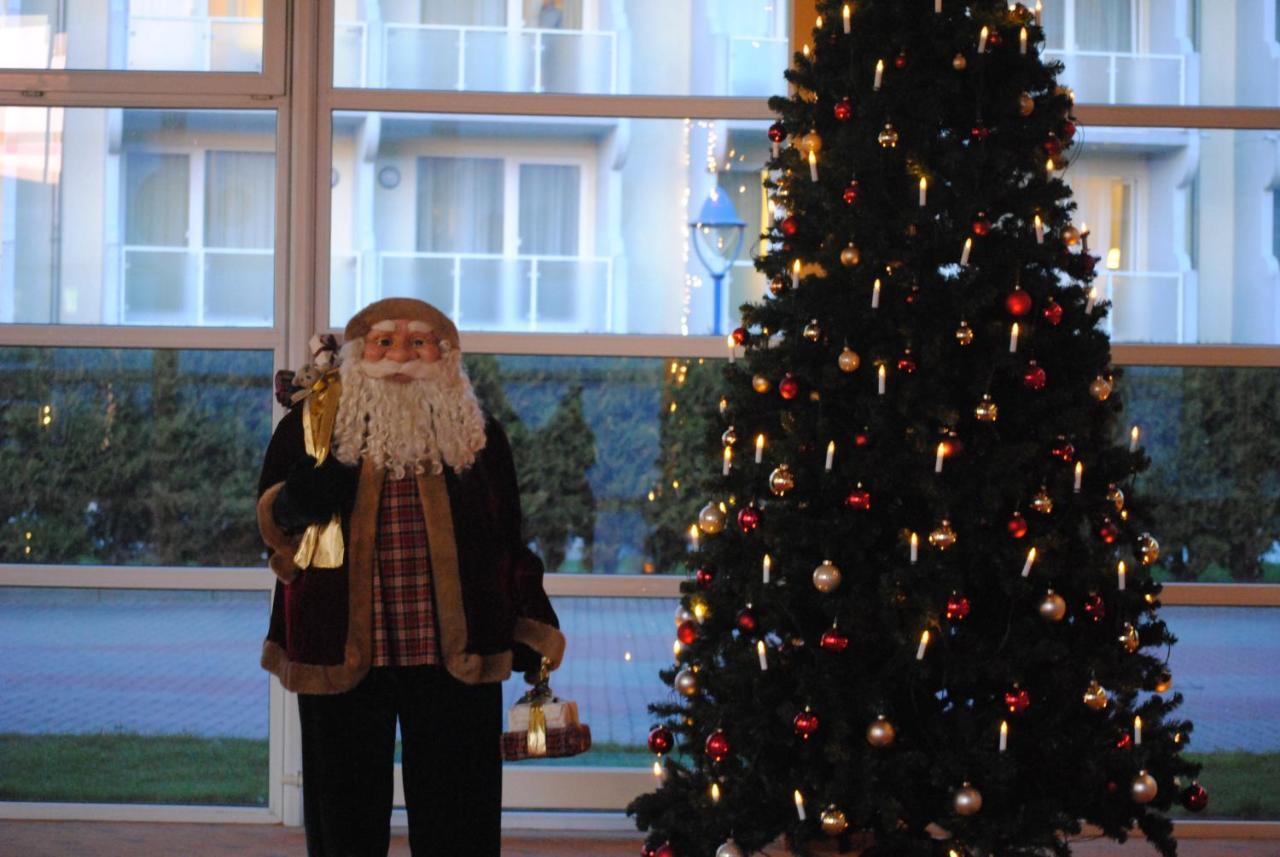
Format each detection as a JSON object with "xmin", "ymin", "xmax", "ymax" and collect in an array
[{"xmin": 257, "ymin": 405, "xmax": 564, "ymax": 694}]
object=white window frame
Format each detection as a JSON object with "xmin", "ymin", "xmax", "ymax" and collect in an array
[{"xmin": 0, "ymin": 0, "xmax": 1278, "ymax": 845}]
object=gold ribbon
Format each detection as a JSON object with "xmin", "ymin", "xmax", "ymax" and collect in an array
[{"xmin": 293, "ymin": 372, "xmax": 345, "ymax": 570}]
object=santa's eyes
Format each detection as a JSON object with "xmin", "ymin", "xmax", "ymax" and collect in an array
[
  {"xmin": 376, "ymin": 337, "xmax": 393, "ymax": 347},
  {"xmin": 412, "ymin": 338, "xmax": 427, "ymax": 347}
]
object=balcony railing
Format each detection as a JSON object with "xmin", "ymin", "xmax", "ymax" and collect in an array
[
  {"xmin": 126, "ymin": 15, "xmax": 263, "ymax": 73},
  {"xmin": 120, "ymin": 245, "xmax": 273, "ymax": 326},
  {"xmin": 1095, "ymin": 269, "xmax": 1189, "ymax": 343},
  {"xmin": 333, "ymin": 251, "xmax": 615, "ymax": 333},
  {"xmin": 726, "ymin": 36, "xmax": 788, "ymax": 97},
  {"xmin": 1044, "ymin": 49, "xmax": 1187, "ymax": 106},
  {"xmin": 381, "ymin": 23, "xmax": 617, "ymax": 94}
]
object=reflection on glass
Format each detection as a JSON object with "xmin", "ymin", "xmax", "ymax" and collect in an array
[
  {"xmin": 0, "ymin": 588, "xmax": 270, "ymax": 805},
  {"xmin": 0, "ymin": 108, "xmax": 277, "ymax": 327},
  {"xmin": 0, "ymin": 0, "xmax": 264, "ymax": 72},
  {"xmin": 330, "ymin": 112, "xmax": 771, "ymax": 335},
  {"xmin": 333, "ymin": 0, "xmax": 791, "ymax": 96},
  {"xmin": 0, "ymin": 348, "xmax": 274, "ymax": 566}
]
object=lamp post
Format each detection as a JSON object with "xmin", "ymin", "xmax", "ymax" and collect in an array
[{"xmin": 689, "ymin": 188, "xmax": 747, "ymax": 336}]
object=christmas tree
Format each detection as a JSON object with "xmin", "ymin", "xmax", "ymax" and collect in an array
[{"xmin": 628, "ymin": 2, "xmax": 1205, "ymax": 855}]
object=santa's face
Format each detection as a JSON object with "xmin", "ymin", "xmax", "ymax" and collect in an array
[{"xmin": 361, "ymin": 319, "xmax": 442, "ymax": 383}]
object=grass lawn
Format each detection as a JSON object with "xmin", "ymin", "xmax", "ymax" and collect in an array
[{"xmin": 2, "ymin": 734, "xmax": 1276, "ymax": 821}]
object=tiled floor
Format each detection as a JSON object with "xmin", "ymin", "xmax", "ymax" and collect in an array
[{"xmin": 0, "ymin": 822, "xmax": 1275, "ymax": 857}]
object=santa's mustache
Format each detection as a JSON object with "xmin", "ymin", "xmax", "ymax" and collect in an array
[{"xmin": 357, "ymin": 358, "xmax": 435, "ymax": 380}]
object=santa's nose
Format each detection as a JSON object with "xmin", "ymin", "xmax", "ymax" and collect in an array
[{"xmin": 385, "ymin": 343, "xmax": 415, "ymax": 362}]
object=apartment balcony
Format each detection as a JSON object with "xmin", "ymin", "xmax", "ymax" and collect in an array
[
  {"xmin": 121, "ymin": 246, "xmax": 272, "ymax": 326},
  {"xmin": 1097, "ymin": 269, "xmax": 1192, "ymax": 344},
  {"xmin": 727, "ymin": 36, "xmax": 789, "ymax": 97},
  {"xmin": 335, "ymin": 21, "xmax": 617, "ymax": 94},
  {"xmin": 125, "ymin": 15, "xmax": 262, "ymax": 73},
  {"xmin": 333, "ymin": 251, "xmax": 615, "ymax": 333},
  {"xmin": 1045, "ymin": 49, "xmax": 1189, "ymax": 106}
]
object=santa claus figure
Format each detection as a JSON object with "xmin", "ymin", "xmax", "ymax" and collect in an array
[{"xmin": 257, "ymin": 298, "xmax": 563, "ymax": 856}]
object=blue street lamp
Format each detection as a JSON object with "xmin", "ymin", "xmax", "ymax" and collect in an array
[{"xmin": 689, "ymin": 188, "xmax": 747, "ymax": 336}]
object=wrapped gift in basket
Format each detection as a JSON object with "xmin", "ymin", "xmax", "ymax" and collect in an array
[{"xmin": 501, "ymin": 658, "xmax": 591, "ymax": 761}]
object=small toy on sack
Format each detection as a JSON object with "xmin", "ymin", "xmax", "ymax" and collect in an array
[{"xmin": 502, "ymin": 657, "xmax": 591, "ymax": 760}]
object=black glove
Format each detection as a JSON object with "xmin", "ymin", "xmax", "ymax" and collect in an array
[{"xmin": 272, "ymin": 455, "xmax": 358, "ymax": 534}]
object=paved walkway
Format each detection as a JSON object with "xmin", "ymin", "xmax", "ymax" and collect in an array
[{"xmin": 0, "ymin": 590, "xmax": 1276, "ymax": 754}]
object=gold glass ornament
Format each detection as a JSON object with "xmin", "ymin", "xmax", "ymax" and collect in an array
[
  {"xmin": 878, "ymin": 123, "xmax": 900, "ymax": 148},
  {"xmin": 803, "ymin": 319, "xmax": 822, "ymax": 342},
  {"xmin": 820, "ymin": 806, "xmax": 849, "ymax": 836},
  {"xmin": 1039, "ymin": 590, "xmax": 1067, "ymax": 622},
  {"xmin": 1083, "ymin": 680, "xmax": 1109, "ymax": 710},
  {"xmin": 674, "ymin": 605, "xmax": 695, "ymax": 626},
  {"xmin": 866, "ymin": 716, "xmax": 897, "ymax": 748},
  {"xmin": 1137, "ymin": 532, "xmax": 1160, "ymax": 565},
  {"xmin": 1030, "ymin": 487, "xmax": 1054, "ymax": 515},
  {"xmin": 1055, "ymin": 84, "xmax": 1076, "ymax": 105},
  {"xmin": 752, "ymin": 374, "xmax": 772, "ymax": 394},
  {"xmin": 1090, "ymin": 376, "xmax": 1113, "ymax": 401},
  {"xmin": 838, "ymin": 347, "xmax": 861, "ymax": 373},
  {"xmin": 1120, "ymin": 622, "xmax": 1140, "ymax": 653},
  {"xmin": 1153, "ymin": 671, "xmax": 1173, "ymax": 693},
  {"xmin": 955, "ymin": 320, "xmax": 974, "ymax": 346},
  {"xmin": 722, "ymin": 426, "xmax": 738, "ymax": 447},
  {"xmin": 769, "ymin": 276, "xmax": 788, "ymax": 296},
  {"xmin": 928, "ymin": 519, "xmax": 957, "ymax": 550},
  {"xmin": 952, "ymin": 52, "xmax": 968, "ymax": 71},
  {"xmin": 698, "ymin": 502, "xmax": 726, "ymax": 534},
  {"xmin": 953, "ymin": 783, "xmax": 983, "ymax": 816},
  {"xmin": 812, "ymin": 559, "xmax": 843, "ymax": 593},
  {"xmin": 1131, "ymin": 770, "xmax": 1158, "ymax": 804},
  {"xmin": 769, "ymin": 464, "xmax": 796, "ymax": 497},
  {"xmin": 1018, "ymin": 92, "xmax": 1035, "ymax": 116},
  {"xmin": 674, "ymin": 667, "xmax": 699, "ymax": 696},
  {"xmin": 840, "ymin": 244, "xmax": 862, "ymax": 267},
  {"xmin": 1062, "ymin": 225, "xmax": 1081, "ymax": 246},
  {"xmin": 800, "ymin": 131, "xmax": 823, "ymax": 154},
  {"xmin": 1106, "ymin": 483, "xmax": 1125, "ymax": 512},
  {"xmin": 974, "ymin": 394, "xmax": 999, "ymax": 423}
]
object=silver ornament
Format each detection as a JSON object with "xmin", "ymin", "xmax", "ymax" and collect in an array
[
  {"xmin": 812, "ymin": 559, "xmax": 843, "ymax": 593},
  {"xmin": 715, "ymin": 840, "xmax": 745, "ymax": 857},
  {"xmin": 674, "ymin": 606, "xmax": 695, "ymax": 626},
  {"xmin": 953, "ymin": 783, "xmax": 983, "ymax": 816},
  {"xmin": 1039, "ymin": 590, "xmax": 1067, "ymax": 622},
  {"xmin": 1131, "ymin": 770, "xmax": 1158, "ymax": 804},
  {"xmin": 698, "ymin": 502, "xmax": 726, "ymax": 534},
  {"xmin": 674, "ymin": 667, "xmax": 699, "ymax": 697},
  {"xmin": 1137, "ymin": 532, "xmax": 1160, "ymax": 566}
]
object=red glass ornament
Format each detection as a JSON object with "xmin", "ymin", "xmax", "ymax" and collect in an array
[
  {"xmin": 654, "ymin": 844, "xmax": 675, "ymax": 857},
  {"xmin": 768, "ymin": 122, "xmax": 787, "ymax": 143},
  {"xmin": 905, "ymin": 286, "xmax": 920, "ymax": 305},
  {"xmin": 695, "ymin": 567, "xmax": 714, "ymax": 589},
  {"xmin": 1043, "ymin": 300, "xmax": 1064, "ymax": 326},
  {"xmin": 820, "ymin": 628, "xmax": 850, "ymax": 652},
  {"xmin": 988, "ymin": 30, "xmax": 1003, "ymax": 47},
  {"xmin": 946, "ymin": 594, "xmax": 972, "ymax": 621},
  {"xmin": 779, "ymin": 373, "xmax": 800, "ymax": 400},
  {"xmin": 705, "ymin": 729, "xmax": 731, "ymax": 762},
  {"xmin": 854, "ymin": 432, "xmax": 870, "ymax": 447},
  {"xmin": 845, "ymin": 486, "xmax": 872, "ymax": 511},
  {"xmin": 1097, "ymin": 517, "xmax": 1119, "ymax": 544},
  {"xmin": 896, "ymin": 353, "xmax": 917, "ymax": 374},
  {"xmin": 842, "ymin": 182, "xmax": 860, "ymax": 205},
  {"xmin": 735, "ymin": 607, "xmax": 758, "ymax": 633},
  {"xmin": 1006, "ymin": 288, "xmax": 1032, "ymax": 316},
  {"xmin": 677, "ymin": 620, "xmax": 698, "ymax": 646},
  {"xmin": 1106, "ymin": 781, "xmax": 1119, "ymax": 794},
  {"xmin": 1182, "ymin": 783, "xmax": 1209, "ymax": 812},
  {"xmin": 1083, "ymin": 593, "xmax": 1107, "ymax": 622},
  {"xmin": 1115, "ymin": 733, "xmax": 1133, "ymax": 749},
  {"xmin": 738, "ymin": 506, "xmax": 760, "ymax": 533},
  {"xmin": 1007, "ymin": 511, "xmax": 1029, "ymax": 539},
  {"xmin": 1062, "ymin": 120, "xmax": 1077, "ymax": 141},
  {"xmin": 893, "ymin": 52, "xmax": 907, "ymax": 69},
  {"xmin": 731, "ymin": 326, "xmax": 749, "ymax": 346},
  {"xmin": 793, "ymin": 711, "xmax": 820, "ymax": 740},
  {"xmin": 1050, "ymin": 439, "xmax": 1076, "ymax": 462},
  {"xmin": 648, "ymin": 725, "xmax": 674, "ymax": 755},
  {"xmin": 972, "ymin": 213, "xmax": 992, "ymax": 236},
  {"xmin": 834, "ymin": 98, "xmax": 853, "ymax": 122},
  {"xmin": 1044, "ymin": 136, "xmax": 1063, "ymax": 158},
  {"xmin": 971, "ymin": 125, "xmax": 991, "ymax": 141},
  {"xmin": 1004, "ymin": 687, "xmax": 1031, "ymax": 715},
  {"xmin": 1022, "ymin": 361, "xmax": 1047, "ymax": 391},
  {"xmin": 780, "ymin": 216, "xmax": 798, "ymax": 237}
]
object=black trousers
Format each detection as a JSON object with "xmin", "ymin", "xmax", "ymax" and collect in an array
[{"xmin": 297, "ymin": 666, "xmax": 502, "ymax": 857}]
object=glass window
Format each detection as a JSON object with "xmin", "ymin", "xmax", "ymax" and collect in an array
[
  {"xmin": 0, "ymin": 587, "xmax": 270, "ymax": 806},
  {"xmin": 0, "ymin": 347, "xmax": 274, "ymax": 567},
  {"xmin": 332, "ymin": 0, "xmax": 792, "ymax": 97},
  {"xmin": 0, "ymin": 108, "xmax": 277, "ymax": 327},
  {"xmin": 0, "ymin": 0, "xmax": 264, "ymax": 73}
]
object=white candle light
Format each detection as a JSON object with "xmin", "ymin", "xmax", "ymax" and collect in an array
[
  {"xmin": 978, "ymin": 26, "xmax": 989, "ymax": 53},
  {"xmin": 878, "ymin": 364, "xmax": 886, "ymax": 395},
  {"xmin": 842, "ymin": 3, "xmax": 851, "ymax": 34},
  {"xmin": 723, "ymin": 446, "xmax": 732, "ymax": 476},
  {"xmin": 1074, "ymin": 461, "xmax": 1083, "ymax": 492},
  {"xmin": 762, "ymin": 553, "xmax": 772, "ymax": 584},
  {"xmin": 874, "ymin": 59, "xmax": 884, "ymax": 91},
  {"xmin": 999, "ymin": 720, "xmax": 1009, "ymax": 752},
  {"xmin": 653, "ymin": 760, "xmax": 663, "ymax": 778},
  {"xmin": 916, "ymin": 630, "xmax": 930, "ymax": 660},
  {"xmin": 1117, "ymin": 560, "xmax": 1127, "ymax": 591},
  {"xmin": 1020, "ymin": 27, "xmax": 1028, "ymax": 54},
  {"xmin": 1035, "ymin": 0, "xmax": 1043, "ymax": 26},
  {"xmin": 711, "ymin": 782, "xmax": 721, "ymax": 803},
  {"xmin": 689, "ymin": 523, "xmax": 699, "ymax": 550},
  {"xmin": 1021, "ymin": 547, "xmax": 1037, "ymax": 578},
  {"xmin": 935, "ymin": 442, "xmax": 946, "ymax": 473},
  {"xmin": 755, "ymin": 433, "xmax": 765, "ymax": 464},
  {"xmin": 871, "ymin": 277, "xmax": 881, "ymax": 308},
  {"xmin": 757, "ymin": 639, "xmax": 769, "ymax": 671},
  {"xmin": 935, "ymin": 0, "xmax": 942, "ymax": 12},
  {"xmin": 910, "ymin": 532, "xmax": 919, "ymax": 563},
  {"xmin": 1134, "ymin": 715, "xmax": 1143, "ymax": 746},
  {"xmin": 808, "ymin": 150, "xmax": 819, "ymax": 182},
  {"xmin": 726, "ymin": 334, "xmax": 735, "ymax": 364},
  {"xmin": 1130, "ymin": 426, "xmax": 1140, "ymax": 452},
  {"xmin": 919, "ymin": 176, "xmax": 928, "ymax": 207},
  {"xmin": 792, "ymin": 259, "xmax": 801, "ymax": 291},
  {"xmin": 960, "ymin": 237, "xmax": 972, "ymax": 266},
  {"xmin": 1009, "ymin": 322, "xmax": 1020, "ymax": 353},
  {"xmin": 1034, "ymin": 214, "xmax": 1045, "ymax": 244},
  {"xmin": 794, "ymin": 790, "xmax": 806, "ymax": 820},
  {"xmin": 825, "ymin": 440, "xmax": 835, "ymax": 471},
  {"xmin": 1085, "ymin": 287, "xmax": 1097, "ymax": 314}
]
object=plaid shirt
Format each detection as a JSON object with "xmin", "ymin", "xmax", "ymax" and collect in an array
[{"xmin": 371, "ymin": 474, "xmax": 440, "ymax": 667}]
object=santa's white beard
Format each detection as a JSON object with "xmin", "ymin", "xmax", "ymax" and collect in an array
[{"xmin": 331, "ymin": 340, "xmax": 487, "ymax": 478}]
